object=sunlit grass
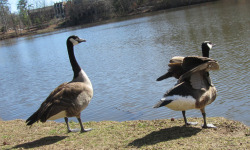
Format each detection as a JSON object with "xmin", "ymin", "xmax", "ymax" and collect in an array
[{"xmin": 0, "ymin": 117, "xmax": 249, "ymax": 149}]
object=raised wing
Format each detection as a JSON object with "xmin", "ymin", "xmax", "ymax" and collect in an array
[
  {"xmin": 177, "ymin": 60, "xmax": 219, "ymax": 88},
  {"xmin": 169, "ymin": 56, "xmax": 185, "ymax": 64},
  {"xmin": 181, "ymin": 56, "xmax": 214, "ymax": 71}
]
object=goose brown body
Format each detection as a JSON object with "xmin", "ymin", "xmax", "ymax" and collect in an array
[{"xmin": 28, "ymin": 81, "xmax": 93, "ymax": 123}]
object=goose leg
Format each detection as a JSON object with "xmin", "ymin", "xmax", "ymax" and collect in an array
[
  {"xmin": 201, "ymin": 108, "xmax": 216, "ymax": 128},
  {"xmin": 182, "ymin": 111, "xmax": 188, "ymax": 125},
  {"xmin": 64, "ymin": 117, "xmax": 92, "ymax": 133},
  {"xmin": 77, "ymin": 117, "xmax": 92, "ymax": 133},
  {"xmin": 64, "ymin": 117, "xmax": 82, "ymax": 133},
  {"xmin": 182, "ymin": 111, "xmax": 198, "ymax": 126},
  {"xmin": 64, "ymin": 117, "xmax": 75, "ymax": 133}
]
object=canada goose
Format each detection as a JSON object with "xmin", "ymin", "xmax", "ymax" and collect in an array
[
  {"xmin": 156, "ymin": 41, "xmax": 214, "ymax": 81},
  {"xmin": 26, "ymin": 35, "xmax": 93, "ymax": 133},
  {"xmin": 154, "ymin": 56, "xmax": 219, "ymax": 128}
]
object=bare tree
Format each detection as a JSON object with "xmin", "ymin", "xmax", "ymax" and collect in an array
[
  {"xmin": 17, "ymin": 0, "xmax": 32, "ymax": 29},
  {"xmin": 0, "ymin": 0, "xmax": 10, "ymax": 33},
  {"xmin": 10, "ymin": 13, "xmax": 20, "ymax": 35},
  {"xmin": 112, "ymin": 0, "xmax": 133, "ymax": 15},
  {"xmin": 65, "ymin": 0, "xmax": 114, "ymax": 25}
]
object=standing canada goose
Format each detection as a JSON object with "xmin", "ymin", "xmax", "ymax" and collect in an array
[
  {"xmin": 26, "ymin": 35, "xmax": 93, "ymax": 133},
  {"xmin": 154, "ymin": 56, "xmax": 219, "ymax": 128},
  {"xmin": 156, "ymin": 41, "xmax": 214, "ymax": 81}
]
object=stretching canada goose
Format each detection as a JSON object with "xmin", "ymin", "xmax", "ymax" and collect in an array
[
  {"xmin": 154, "ymin": 56, "xmax": 219, "ymax": 128},
  {"xmin": 156, "ymin": 41, "xmax": 214, "ymax": 81},
  {"xmin": 26, "ymin": 35, "xmax": 93, "ymax": 133}
]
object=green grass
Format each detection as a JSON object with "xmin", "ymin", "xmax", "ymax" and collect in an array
[{"xmin": 0, "ymin": 117, "xmax": 249, "ymax": 149}]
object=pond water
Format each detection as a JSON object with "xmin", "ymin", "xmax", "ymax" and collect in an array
[{"xmin": 0, "ymin": 0, "xmax": 249, "ymax": 126}]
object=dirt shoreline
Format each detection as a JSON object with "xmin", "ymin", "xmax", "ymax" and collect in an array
[{"xmin": 0, "ymin": 117, "xmax": 249, "ymax": 149}]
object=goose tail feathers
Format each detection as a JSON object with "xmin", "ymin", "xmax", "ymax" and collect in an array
[
  {"xmin": 153, "ymin": 98, "xmax": 173, "ymax": 108},
  {"xmin": 156, "ymin": 72, "xmax": 173, "ymax": 81},
  {"xmin": 26, "ymin": 111, "xmax": 39, "ymax": 126}
]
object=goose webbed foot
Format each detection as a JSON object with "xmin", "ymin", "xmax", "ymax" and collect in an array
[
  {"xmin": 201, "ymin": 111, "xmax": 216, "ymax": 128},
  {"xmin": 186, "ymin": 122, "xmax": 198, "ymax": 126},
  {"xmin": 67, "ymin": 128, "xmax": 92, "ymax": 133},
  {"xmin": 77, "ymin": 117, "xmax": 92, "ymax": 133},
  {"xmin": 80, "ymin": 128, "xmax": 92, "ymax": 133},
  {"xmin": 202, "ymin": 124, "xmax": 217, "ymax": 128},
  {"xmin": 182, "ymin": 111, "xmax": 197, "ymax": 126},
  {"xmin": 68, "ymin": 128, "xmax": 80, "ymax": 133}
]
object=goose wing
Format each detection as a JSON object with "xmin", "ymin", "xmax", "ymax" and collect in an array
[
  {"xmin": 181, "ymin": 56, "xmax": 214, "ymax": 72},
  {"xmin": 36, "ymin": 82, "xmax": 92, "ymax": 121},
  {"xmin": 178, "ymin": 59, "xmax": 219, "ymax": 89},
  {"xmin": 169, "ymin": 56, "xmax": 185, "ymax": 64},
  {"xmin": 156, "ymin": 56, "xmax": 185, "ymax": 81}
]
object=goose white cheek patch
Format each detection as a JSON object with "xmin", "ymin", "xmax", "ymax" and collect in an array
[
  {"xmin": 207, "ymin": 43, "xmax": 212, "ymax": 49},
  {"xmin": 69, "ymin": 38, "xmax": 79, "ymax": 46}
]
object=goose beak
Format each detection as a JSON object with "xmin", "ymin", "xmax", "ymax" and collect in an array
[{"xmin": 78, "ymin": 38, "xmax": 86, "ymax": 43}]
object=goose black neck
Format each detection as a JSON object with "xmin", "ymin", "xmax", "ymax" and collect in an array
[
  {"xmin": 67, "ymin": 41, "xmax": 81, "ymax": 78},
  {"xmin": 202, "ymin": 46, "xmax": 209, "ymax": 57}
]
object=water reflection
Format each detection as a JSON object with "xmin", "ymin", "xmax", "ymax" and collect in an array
[{"xmin": 0, "ymin": 0, "xmax": 249, "ymax": 125}]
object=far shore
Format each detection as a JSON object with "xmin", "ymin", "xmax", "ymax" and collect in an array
[{"xmin": 0, "ymin": 0, "xmax": 218, "ymax": 41}]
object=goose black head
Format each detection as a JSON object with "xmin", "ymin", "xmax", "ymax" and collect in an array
[
  {"xmin": 201, "ymin": 41, "xmax": 215, "ymax": 57},
  {"xmin": 67, "ymin": 35, "xmax": 86, "ymax": 46}
]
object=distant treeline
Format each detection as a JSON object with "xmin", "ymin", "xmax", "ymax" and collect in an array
[
  {"xmin": 64, "ymin": 0, "xmax": 218, "ymax": 26},
  {"xmin": 0, "ymin": 0, "xmax": 217, "ymax": 38}
]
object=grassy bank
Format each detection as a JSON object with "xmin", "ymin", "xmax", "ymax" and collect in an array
[{"xmin": 0, "ymin": 117, "xmax": 249, "ymax": 149}]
